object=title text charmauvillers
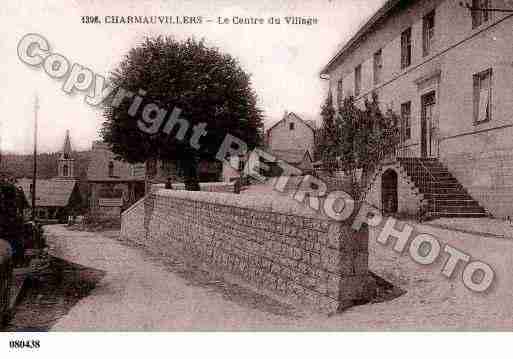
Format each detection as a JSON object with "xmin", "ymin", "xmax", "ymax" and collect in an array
[{"xmin": 104, "ymin": 16, "xmax": 203, "ymax": 24}]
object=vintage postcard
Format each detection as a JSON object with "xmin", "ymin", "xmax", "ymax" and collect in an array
[{"xmin": 1, "ymin": 0, "xmax": 513, "ymax": 356}]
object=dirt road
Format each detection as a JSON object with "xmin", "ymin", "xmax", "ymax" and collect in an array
[{"xmin": 43, "ymin": 224, "xmax": 513, "ymax": 330}]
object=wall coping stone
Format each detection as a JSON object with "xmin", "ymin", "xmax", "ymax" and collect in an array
[
  {"xmin": 155, "ymin": 189, "xmax": 328, "ymax": 220},
  {"xmin": 121, "ymin": 196, "xmax": 146, "ymax": 216},
  {"xmin": 153, "ymin": 181, "xmax": 234, "ymax": 188}
]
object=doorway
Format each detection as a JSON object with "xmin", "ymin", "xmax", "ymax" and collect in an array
[
  {"xmin": 421, "ymin": 91, "xmax": 436, "ymax": 158},
  {"xmin": 382, "ymin": 169, "xmax": 398, "ymax": 214}
]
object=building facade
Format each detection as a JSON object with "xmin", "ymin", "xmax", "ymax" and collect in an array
[
  {"xmin": 87, "ymin": 141, "xmax": 145, "ymax": 218},
  {"xmin": 321, "ymin": 0, "xmax": 513, "ymax": 217},
  {"xmin": 267, "ymin": 112, "xmax": 315, "ymax": 156},
  {"xmin": 222, "ymin": 112, "xmax": 316, "ymax": 182},
  {"xmin": 18, "ymin": 130, "xmax": 82, "ymax": 221}
]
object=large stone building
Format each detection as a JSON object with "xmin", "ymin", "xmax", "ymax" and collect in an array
[
  {"xmin": 321, "ymin": 0, "xmax": 513, "ymax": 218},
  {"xmin": 223, "ymin": 112, "xmax": 317, "ymax": 181},
  {"xmin": 266, "ymin": 112, "xmax": 315, "ymax": 156},
  {"xmin": 266, "ymin": 112, "xmax": 316, "ymax": 173}
]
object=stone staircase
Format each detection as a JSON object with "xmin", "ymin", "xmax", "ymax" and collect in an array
[{"xmin": 397, "ymin": 157, "xmax": 488, "ymax": 219}]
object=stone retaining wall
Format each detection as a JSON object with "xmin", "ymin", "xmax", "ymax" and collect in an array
[
  {"xmin": 119, "ymin": 197, "xmax": 146, "ymax": 244},
  {"xmin": 121, "ymin": 189, "xmax": 371, "ymax": 313},
  {"xmin": 281, "ymin": 175, "xmax": 353, "ymax": 194},
  {"xmin": 151, "ymin": 181, "xmax": 235, "ymax": 193},
  {"xmin": 442, "ymin": 150, "xmax": 513, "ymax": 218}
]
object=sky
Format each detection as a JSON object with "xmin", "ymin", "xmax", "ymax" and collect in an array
[{"xmin": 0, "ymin": 0, "xmax": 386, "ymax": 154}]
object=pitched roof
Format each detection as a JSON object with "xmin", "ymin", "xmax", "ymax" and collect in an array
[
  {"xmin": 266, "ymin": 112, "xmax": 316, "ymax": 135},
  {"xmin": 18, "ymin": 178, "xmax": 78, "ymax": 207},
  {"xmin": 320, "ymin": 0, "xmax": 405, "ymax": 75},
  {"xmin": 87, "ymin": 142, "xmax": 144, "ymax": 182}
]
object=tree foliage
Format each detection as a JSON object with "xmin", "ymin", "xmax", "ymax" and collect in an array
[
  {"xmin": 101, "ymin": 36, "xmax": 264, "ymax": 190},
  {"xmin": 315, "ymin": 92, "xmax": 338, "ymax": 173},
  {"xmin": 316, "ymin": 94, "xmax": 400, "ymax": 200}
]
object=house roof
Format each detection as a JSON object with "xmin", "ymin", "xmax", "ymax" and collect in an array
[
  {"xmin": 18, "ymin": 178, "xmax": 78, "ymax": 207},
  {"xmin": 270, "ymin": 149, "xmax": 313, "ymax": 165},
  {"xmin": 320, "ymin": 0, "xmax": 405, "ymax": 75},
  {"xmin": 266, "ymin": 112, "xmax": 316, "ymax": 135},
  {"xmin": 87, "ymin": 142, "xmax": 145, "ymax": 182}
]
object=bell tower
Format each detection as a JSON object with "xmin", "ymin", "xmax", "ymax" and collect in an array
[{"xmin": 57, "ymin": 130, "xmax": 75, "ymax": 178}]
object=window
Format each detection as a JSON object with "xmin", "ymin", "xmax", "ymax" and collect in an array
[
  {"xmin": 423, "ymin": 11, "xmax": 435, "ymax": 56},
  {"xmin": 289, "ymin": 122, "xmax": 295, "ymax": 130},
  {"xmin": 401, "ymin": 27, "xmax": 412, "ymax": 69},
  {"xmin": 401, "ymin": 102, "xmax": 412, "ymax": 140},
  {"xmin": 337, "ymin": 78, "xmax": 344, "ymax": 107},
  {"xmin": 472, "ymin": 0, "xmax": 490, "ymax": 28},
  {"xmin": 354, "ymin": 64, "xmax": 362, "ymax": 97},
  {"xmin": 108, "ymin": 161, "xmax": 114, "ymax": 177},
  {"xmin": 373, "ymin": 49, "xmax": 383, "ymax": 85},
  {"xmin": 473, "ymin": 68, "xmax": 492, "ymax": 123}
]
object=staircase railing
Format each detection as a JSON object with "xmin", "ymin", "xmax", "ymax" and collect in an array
[{"xmin": 416, "ymin": 158, "xmax": 438, "ymax": 220}]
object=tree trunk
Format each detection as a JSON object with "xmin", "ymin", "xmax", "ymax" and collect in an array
[
  {"xmin": 359, "ymin": 164, "xmax": 375, "ymax": 202},
  {"xmin": 181, "ymin": 157, "xmax": 200, "ymax": 191},
  {"xmin": 144, "ymin": 158, "xmax": 157, "ymax": 195}
]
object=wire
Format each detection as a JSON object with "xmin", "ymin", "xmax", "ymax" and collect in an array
[{"xmin": 459, "ymin": 2, "xmax": 513, "ymax": 13}]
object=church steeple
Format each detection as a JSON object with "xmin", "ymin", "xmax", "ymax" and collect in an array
[
  {"xmin": 57, "ymin": 130, "xmax": 75, "ymax": 178},
  {"xmin": 61, "ymin": 129, "xmax": 72, "ymax": 159}
]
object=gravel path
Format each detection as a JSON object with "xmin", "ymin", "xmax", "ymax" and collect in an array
[
  {"xmin": 44, "ymin": 223, "xmax": 513, "ymax": 330},
  {"xmin": 46, "ymin": 225, "xmax": 298, "ymax": 331}
]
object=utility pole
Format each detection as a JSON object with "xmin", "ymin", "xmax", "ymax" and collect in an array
[
  {"xmin": 31, "ymin": 94, "xmax": 39, "ymax": 221},
  {"xmin": 0, "ymin": 118, "xmax": 2, "ymax": 171}
]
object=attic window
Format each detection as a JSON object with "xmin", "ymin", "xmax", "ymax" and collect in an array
[
  {"xmin": 289, "ymin": 122, "xmax": 295, "ymax": 130},
  {"xmin": 108, "ymin": 161, "xmax": 114, "ymax": 177}
]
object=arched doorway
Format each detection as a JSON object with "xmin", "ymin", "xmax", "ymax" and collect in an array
[{"xmin": 382, "ymin": 169, "xmax": 398, "ymax": 214}]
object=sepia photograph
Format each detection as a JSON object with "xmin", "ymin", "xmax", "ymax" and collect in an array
[{"xmin": 1, "ymin": 0, "xmax": 513, "ymax": 356}]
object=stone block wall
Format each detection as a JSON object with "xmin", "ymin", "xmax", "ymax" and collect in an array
[
  {"xmin": 151, "ymin": 182, "xmax": 235, "ymax": 193},
  {"xmin": 366, "ymin": 162, "xmax": 423, "ymax": 216},
  {"xmin": 279, "ymin": 174, "xmax": 353, "ymax": 196},
  {"xmin": 318, "ymin": 175, "xmax": 353, "ymax": 193},
  {"xmin": 119, "ymin": 197, "xmax": 146, "ymax": 244},
  {"xmin": 280, "ymin": 176, "xmax": 305, "ymax": 193},
  {"xmin": 442, "ymin": 149, "xmax": 513, "ymax": 218},
  {"xmin": 121, "ymin": 189, "xmax": 371, "ymax": 313}
]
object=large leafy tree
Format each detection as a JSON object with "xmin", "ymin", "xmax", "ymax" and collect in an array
[
  {"xmin": 101, "ymin": 36, "xmax": 263, "ymax": 190},
  {"xmin": 339, "ymin": 95, "xmax": 400, "ymax": 200},
  {"xmin": 317, "ymin": 93, "xmax": 400, "ymax": 201}
]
